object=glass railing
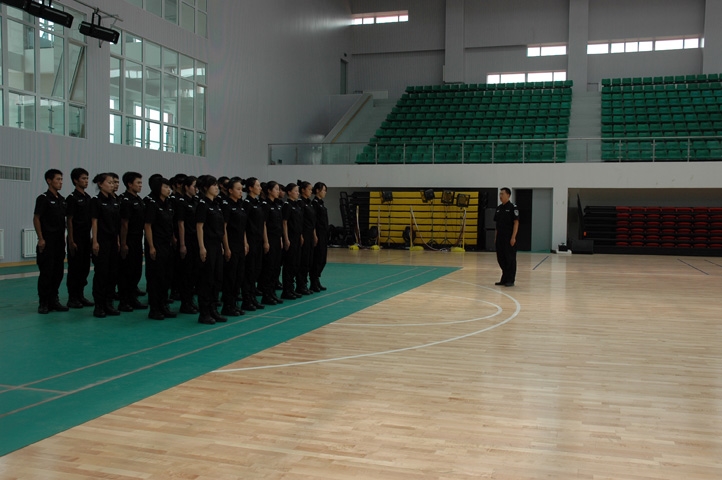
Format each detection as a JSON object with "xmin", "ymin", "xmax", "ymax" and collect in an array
[{"xmin": 268, "ymin": 136, "xmax": 722, "ymax": 165}]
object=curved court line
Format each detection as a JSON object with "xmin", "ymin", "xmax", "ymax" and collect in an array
[
  {"xmin": 338, "ymin": 295, "xmax": 502, "ymax": 327},
  {"xmin": 212, "ymin": 281, "xmax": 521, "ymax": 373}
]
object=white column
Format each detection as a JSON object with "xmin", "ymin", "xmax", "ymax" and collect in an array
[
  {"xmin": 567, "ymin": 0, "xmax": 590, "ymax": 93},
  {"xmin": 444, "ymin": 0, "xmax": 465, "ymax": 83}
]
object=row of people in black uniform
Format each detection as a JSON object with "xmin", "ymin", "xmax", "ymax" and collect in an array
[{"xmin": 33, "ymin": 168, "xmax": 329, "ymax": 325}]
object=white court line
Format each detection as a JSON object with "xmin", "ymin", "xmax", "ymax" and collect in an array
[{"xmin": 212, "ymin": 280, "xmax": 521, "ymax": 373}]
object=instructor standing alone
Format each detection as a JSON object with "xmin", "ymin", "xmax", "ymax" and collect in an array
[{"xmin": 494, "ymin": 187, "xmax": 519, "ymax": 287}]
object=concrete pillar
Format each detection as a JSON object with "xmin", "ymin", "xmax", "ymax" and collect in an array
[
  {"xmin": 567, "ymin": 0, "xmax": 590, "ymax": 93},
  {"xmin": 444, "ymin": 0, "xmax": 465, "ymax": 83}
]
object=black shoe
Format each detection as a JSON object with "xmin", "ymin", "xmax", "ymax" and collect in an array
[
  {"xmin": 271, "ymin": 294, "xmax": 283, "ymax": 304},
  {"xmin": 148, "ymin": 310, "xmax": 165, "ymax": 320},
  {"xmin": 161, "ymin": 306, "xmax": 177, "ymax": 318},
  {"xmin": 261, "ymin": 296, "xmax": 278, "ymax": 306},
  {"xmin": 293, "ymin": 291, "xmax": 303, "ymax": 299},
  {"xmin": 252, "ymin": 298, "xmax": 265, "ymax": 309},
  {"xmin": 38, "ymin": 303, "xmax": 50, "ymax": 314},
  {"xmin": 275, "ymin": 281, "xmax": 283, "ymax": 290},
  {"xmin": 67, "ymin": 298, "xmax": 84, "ymax": 309},
  {"xmin": 118, "ymin": 303, "xmax": 134, "ymax": 312},
  {"xmin": 130, "ymin": 299, "xmax": 148, "ymax": 310},
  {"xmin": 104, "ymin": 304, "xmax": 121, "ymax": 316},
  {"xmin": 504, "ymin": 282, "xmax": 515, "ymax": 287},
  {"xmin": 281, "ymin": 291, "xmax": 297, "ymax": 300},
  {"xmin": 49, "ymin": 299, "xmax": 69, "ymax": 312},
  {"xmin": 80, "ymin": 297, "xmax": 95, "ymax": 307},
  {"xmin": 221, "ymin": 305, "xmax": 241, "ymax": 317},
  {"xmin": 136, "ymin": 287, "xmax": 147, "ymax": 297},
  {"xmin": 210, "ymin": 310, "xmax": 227, "ymax": 323},
  {"xmin": 180, "ymin": 303, "xmax": 199, "ymax": 314},
  {"xmin": 296, "ymin": 288, "xmax": 312, "ymax": 296},
  {"xmin": 198, "ymin": 314, "xmax": 215, "ymax": 325},
  {"xmin": 494, "ymin": 281, "xmax": 505, "ymax": 286},
  {"xmin": 93, "ymin": 307, "xmax": 107, "ymax": 318},
  {"xmin": 253, "ymin": 288, "xmax": 263, "ymax": 296},
  {"xmin": 241, "ymin": 301, "xmax": 257, "ymax": 312},
  {"xmin": 310, "ymin": 284, "xmax": 321, "ymax": 293}
]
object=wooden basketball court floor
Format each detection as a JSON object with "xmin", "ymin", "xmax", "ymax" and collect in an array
[{"xmin": 1, "ymin": 249, "xmax": 721, "ymax": 479}]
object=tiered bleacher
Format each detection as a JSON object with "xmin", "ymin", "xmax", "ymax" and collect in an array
[
  {"xmin": 582, "ymin": 205, "xmax": 722, "ymax": 254},
  {"xmin": 601, "ymin": 74, "xmax": 722, "ymax": 161},
  {"xmin": 356, "ymin": 80, "xmax": 572, "ymax": 164}
]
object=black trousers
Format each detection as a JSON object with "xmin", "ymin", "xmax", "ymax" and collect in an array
[
  {"xmin": 198, "ymin": 241, "xmax": 223, "ymax": 315},
  {"xmin": 282, "ymin": 234, "xmax": 301, "ymax": 292},
  {"xmin": 297, "ymin": 230, "xmax": 314, "ymax": 288},
  {"xmin": 92, "ymin": 239, "xmax": 119, "ymax": 307},
  {"xmin": 145, "ymin": 243, "xmax": 173, "ymax": 312},
  {"xmin": 179, "ymin": 238, "xmax": 200, "ymax": 305},
  {"xmin": 118, "ymin": 234, "xmax": 143, "ymax": 303},
  {"xmin": 37, "ymin": 232, "xmax": 65, "ymax": 304},
  {"xmin": 311, "ymin": 235, "xmax": 328, "ymax": 282},
  {"xmin": 66, "ymin": 233, "xmax": 91, "ymax": 300},
  {"xmin": 243, "ymin": 237, "xmax": 263, "ymax": 298},
  {"xmin": 222, "ymin": 242, "xmax": 245, "ymax": 306},
  {"xmin": 495, "ymin": 236, "xmax": 517, "ymax": 284},
  {"xmin": 261, "ymin": 236, "xmax": 282, "ymax": 295}
]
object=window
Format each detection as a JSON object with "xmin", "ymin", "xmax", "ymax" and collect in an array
[
  {"xmin": 1, "ymin": 4, "xmax": 86, "ymax": 136},
  {"xmin": 587, "ymin": 37, "xmax": 700, "ymax": 55},
  {"xmin": 352, "ymin": 11, "xmax": 408, "ymax": 25},
  {"xmin": 110, "ymin": 31, "xmax": 206, "ymax": 156},
  {"xmin": 487, "ymin": 71, "xmax": 566, "ymax": 84},
  {"xmin": 528, "ymin": 45, "xmax": 567, "ymax": 57},
  {"xmin": 127, "ymin": 0, "xmax": 206, "ymax": 36}
]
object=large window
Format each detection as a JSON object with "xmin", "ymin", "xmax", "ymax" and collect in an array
[
  {"xmin": 110, "ymin": 31, "xmax": 206, "ymax": 156},
  {"xmin": 126, "ymin": 0, "xmax": 206, "ymax": 37},
  {"xmin": 588, "ymin": 37, "xmax": 701, "ymax": 55},
  {"xmin": 352, "ymin": 11, "xmax": 408, "ymax": 25},
  {"xmin": 0, "ymin": 4, "xmax": 86, "ymax": 136},
  {"xmin": 487, "ymin": 71, "xmax": 567, "ymax": 84}
]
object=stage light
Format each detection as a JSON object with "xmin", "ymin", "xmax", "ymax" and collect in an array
[
  {"xmin": 23, "ymin": 1, "xmax": 73, "ymax": 28},
  {"xmin": 79, "ymin": 10, "xmax": 119, "ymax": 44},
  {"xmin": 381, "ymin": 191, "xmax": 393, "ymax": 203},
  {"xmin": 441, "ymin": 190, "xmax": 455, "ymax": 205},
  {"xmin": 0, "ymin": 0, "xmax": 29, "ymax": 9},
  {"xmin": 420, "ymin": 189, "xmax": 435, "ymax": 202},
  {"xmin": 456, "ymin": 193, "xmax": 470, "ymax": 208}
]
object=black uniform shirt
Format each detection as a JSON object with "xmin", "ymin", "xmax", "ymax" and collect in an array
[
  {"xmin": 222, "ymin": 197, "xmax": 247, "ymax": 246},
  {"xmin": 34, "ymin": 190, "xmax": 67, "ymax": 237},
  {"xmin": 145, "ymin": 196, "xmax": 175, "ymax": 246},
  {"xmin": 494, "ymin": 201, "xmax": 520, "ymax": 239},
  {"xmin": 311, "ymin": 197, "xmax": 329, "ymax": 236},
  {"xmin": 242, "ymin": 195, "xmax": 265, "ymax": 240},
  {"xmin": 90, "ymin": 192, "xmax": 120, "ymax": 242},
  {"xmin": 300, "ymin": 197, "xmax": 316, "ymax": 232},
  {"xmin": 282, "ymin": 199, "xmax": 303, "ymax": 236},
  {"xmin": 196, "ymin": 196, "xmax": 225, "ymax": 243},
  {"xmin": 263, "ymin": 199, "xmax": 283, "ymax": 239},
  {"xmin": 177, "ymin": 194, "xmax": 199, "ymax": 242},
  {"xmin": 119, "ymin": 191, "xmax": 145, "ymax": 237},
  {"xmin": 66, "ymin": 189, "xmax": 91, "ymax": 236}
]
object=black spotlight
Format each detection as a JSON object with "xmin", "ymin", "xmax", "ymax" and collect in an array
[
  {"xmin": 381, "ymin": 191, "xmax": 393, "ymax": 203},
  {"xmin": 79, "ymin": 10, "xmax": 120, "ymax": 44},
  {"xmin": 420, "ymin": 188, "xmax": 435, "ymax": 202},
  {"xmin": 456, "ymin": 194, "xmax": 470, "ymax": 208},
  {"xmin": 22, "ymin": 1, "xmax": 73, "ymax": 28},
  {"xmin": 441, "ymin": 190, "xmax": 455, "ymax": 205}
]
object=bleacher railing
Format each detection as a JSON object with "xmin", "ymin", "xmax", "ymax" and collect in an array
[{"xmin": 269, "ymin": 136, "xmax": 722, "ymax": 165}]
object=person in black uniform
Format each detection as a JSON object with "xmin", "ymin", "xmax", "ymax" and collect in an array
[
  {"xmin": 241, "ymin": 177, "xmax": 266, "ymax": 312},
  {"xmin": 220, "ymin": 177, "xmax": 248, "ymax": 316},
  {"xmin": 177, "ymin": 176, "xmax": 200, "ymax": 314},
  {"xmin": 281, "ymin": 183, "xmax": 303, "ymax": 300},
  {"xmin": 296, "ymin": 180, "xmax": 317, "ymax": 296},
  {"xmin": 260, "ymin": 181, "xmax": 284, "ymax": 305},
  {"xmin": 310, "ymin": 182, "xmax": 329, "ymax": 292},
  {"xmin": 90, "ymin": 173, "xmax": 121, "ymax": 318},
  {"xmin": 196, "ymin": 175, "xmax": 228, "ymax": 325},
  {"xmin": 494, "ymin": 187, "xmax": 520, "ymax": 287},
  {"xmin": 144, "ymin": 177, "xmax": 178, "ymax": 320},
  {"xmin": 169, "ymin": 173, "xmax": 187, "ymax": 302},
  {"xmin": 33, "ymin": 168, "xmax": 69, "ymax": 314},
  {"xmin": 65, "ymin": 168, "xmax": 94, "ymax": 309},
  {"xmin": 118, "ymin": 172, "xmax": 147, "ymax": 312}
]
